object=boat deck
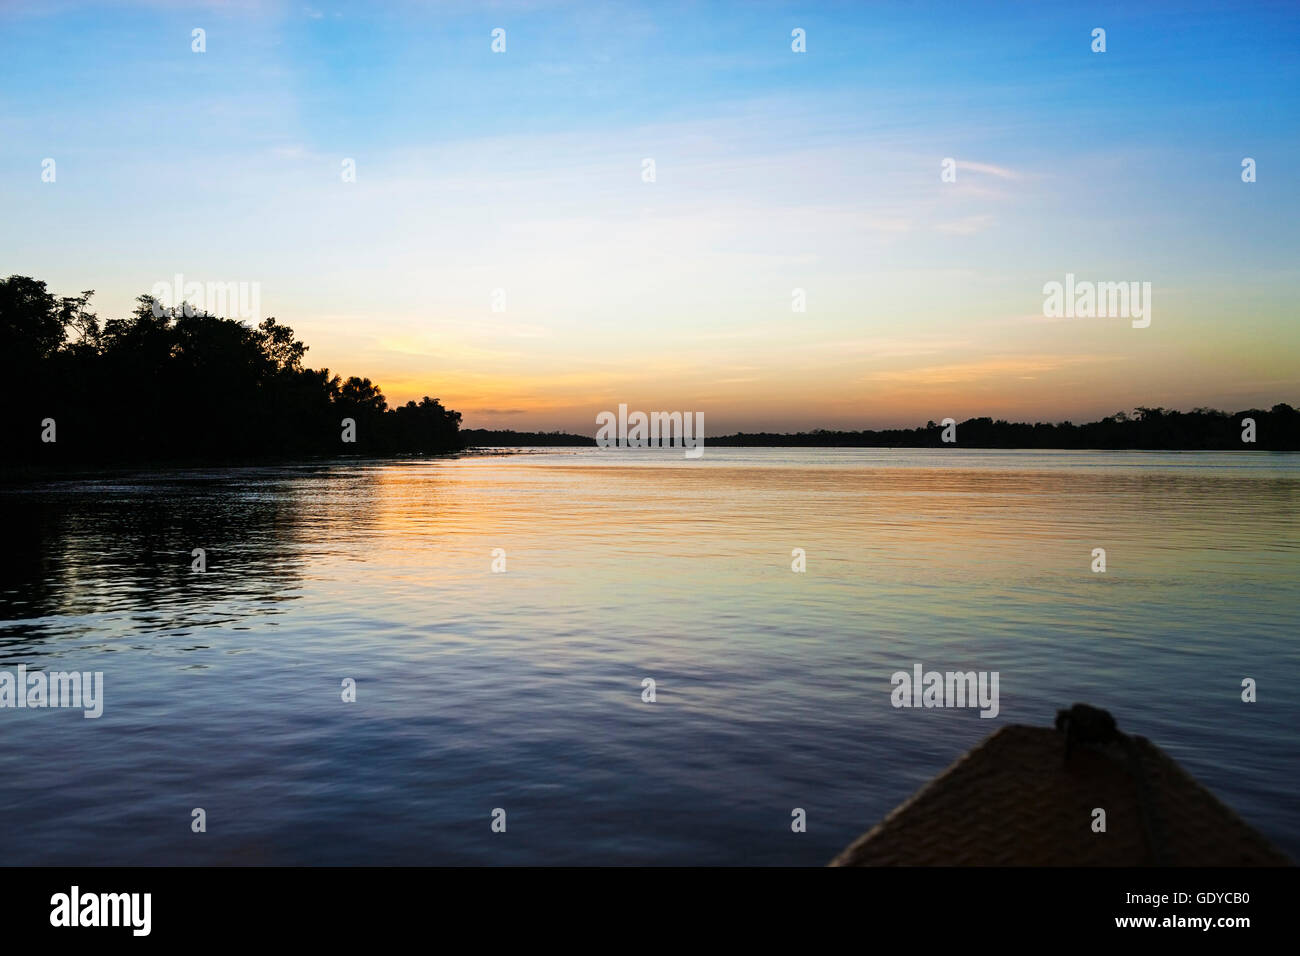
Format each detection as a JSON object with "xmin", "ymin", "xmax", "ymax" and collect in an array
[{"xmin": 831, "ymin": 723, "xmax": 1291, "ymax": 866}]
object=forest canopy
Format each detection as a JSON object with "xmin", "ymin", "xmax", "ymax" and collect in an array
[{"xmin": 1, "ymin": 275, "xmax": 463, "ymax": 464}]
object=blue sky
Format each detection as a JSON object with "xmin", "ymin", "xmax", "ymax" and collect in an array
[{"xmin": 2, "ymin": 0, "xmax": 1298, "ymax": 431}]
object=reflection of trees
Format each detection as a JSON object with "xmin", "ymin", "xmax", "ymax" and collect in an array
[{"xmin": 0, "ymin": 468, "xmax": 376, "ymax": 657}]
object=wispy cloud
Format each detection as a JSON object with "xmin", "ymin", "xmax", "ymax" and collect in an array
[
  {"xmin": 935, "ymin": 214, "xmax": 998, "ymax": 235},
  {"xmin": 957, "ymin": 160, "xmax": 1022, "ymax": 180}
]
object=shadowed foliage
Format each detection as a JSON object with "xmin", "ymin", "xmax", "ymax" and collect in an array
[
  {"xmin": 464, "ymin": 408, "xmax": 1300, "ymax": 449},
  {"xmin": 717, "ymin": 406, "xmax": 1299, "ymax": 449},
  {"xmin": 1, "ymin": 276, "xmax": 462, "ymax": 466}
]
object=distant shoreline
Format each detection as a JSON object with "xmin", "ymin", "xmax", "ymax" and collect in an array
[{"xmin": 463, "ymin": 404, "xmax": 1300, "ymax": 451}]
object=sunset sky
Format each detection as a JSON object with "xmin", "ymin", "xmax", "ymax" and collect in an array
[{"xmin": 2, "ymin": 0, "xmax": 1298, "ymax": 433}]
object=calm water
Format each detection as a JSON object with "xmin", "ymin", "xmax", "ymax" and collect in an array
[{"xmin": 1, "ymin": 448, "xmax": 1297, "ymax": 865}]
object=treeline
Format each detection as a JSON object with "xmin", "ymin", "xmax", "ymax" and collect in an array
[
  {"xmin": 1, "ymin": 275, "xmax": 463, "ymax": 465},
  {"xmin": 460, "ymin": 428, "xmax": 596, "ymax": 446},
  {"xmin": 718, "ymin": 407, "xmax": 1299, "ymax": 449},
  {"xmin": 6, "ymin": 274, "xmax": 1294, "ymax": 462},
  {"xmin": 462, "ymin": 406, "xmax": 1300, "ymax": 450}
]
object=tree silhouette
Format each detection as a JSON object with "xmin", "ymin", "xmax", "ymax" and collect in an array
[{"xmin": 1, "ymin": 275, "xmax": 464, "ymax": 466}]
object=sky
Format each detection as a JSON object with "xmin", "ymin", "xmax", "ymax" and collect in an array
[{"xmin": 1, "ymin": 0, "xmax": 1298, "ymax": 433}]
